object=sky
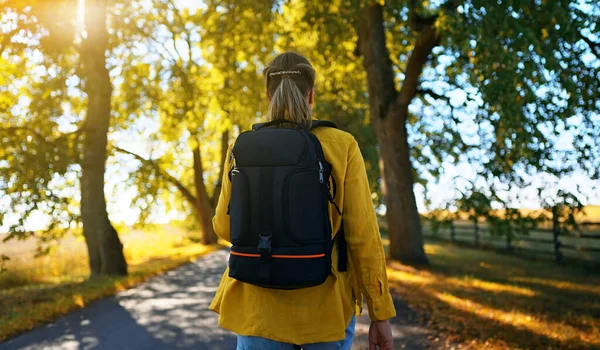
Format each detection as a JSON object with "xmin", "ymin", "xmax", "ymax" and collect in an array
[{"xmin": 1, "ymin": 0, "xmax": 599, "ymax": 233}]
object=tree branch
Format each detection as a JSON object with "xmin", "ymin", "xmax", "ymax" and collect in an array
[
  {"xmin": 393, "ymin": 0, "xmax": 465, "ymax": 120},
  {"xmin": 112, "ymin": 146, "xmax": 197, "ymax": 207},
  {"xmin": 168, "ymin": 0, "xmax": 194, "ymax": 66},
  {"xmin": 164, "ymin": 3, "xmax": 184, "ymax": 63},
  {"xmin": 393, "ymin": 22, "xmax": 440, "ymax": 121},
  {"xmin": 417, "ymin": 88, "xmax": 451, "ymax": 104},
  {"xmin": 579, "ymin": 30, "xmax": 600, "ymax": 57}
]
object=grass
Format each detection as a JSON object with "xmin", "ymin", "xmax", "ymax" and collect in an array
[
  {"xmin": 0, "ymin": 227, "xmax": 220, "ymax": 342},
  {"xmin": 387, "ymin": 240, "xmax": 600, "ymax": 349}
]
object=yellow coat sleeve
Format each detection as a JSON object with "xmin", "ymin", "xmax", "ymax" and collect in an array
[
  {"xmin": 213, "ymin": 146, "xmax": 233, "ymax": 242},
  {"xmin": 343, "ymin": 138, "xmax": 396, "ymax": 321}
]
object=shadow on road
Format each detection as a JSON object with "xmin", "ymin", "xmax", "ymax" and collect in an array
[{"xmin": 1, "ymin": 250, "xmax": 236, "ymax": 350}]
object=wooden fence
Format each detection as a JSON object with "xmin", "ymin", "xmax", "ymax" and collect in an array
[{"xmin": 423, "ymin": 221, "xmax": 600, "ymax": 264}]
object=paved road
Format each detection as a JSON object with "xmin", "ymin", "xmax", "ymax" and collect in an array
[{"xmin": 1, "ymin": 250, "xmax": 432, "ymax": 350}]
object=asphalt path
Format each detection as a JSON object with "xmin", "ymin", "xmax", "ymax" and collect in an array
[{"xmin": 1, "ymin": 250, "xmax": 433, "ymax": 349}]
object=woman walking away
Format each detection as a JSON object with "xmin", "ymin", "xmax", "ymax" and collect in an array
[{"xmin": 210, "ymin": 52, "xmax": 396, "ymax": 350}]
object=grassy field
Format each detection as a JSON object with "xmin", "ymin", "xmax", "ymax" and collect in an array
[
  {"xmin": 387, "ymin": 240, "xmax": 600, "ymax": 349},
  {"xmin": 0, "ymin": 226, "xmax": 220, "ymax": 342}
]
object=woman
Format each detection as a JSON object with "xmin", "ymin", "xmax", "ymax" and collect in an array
[{"xmin": 210, "ymin": 52, "xmax": 396, "ymax": 350}]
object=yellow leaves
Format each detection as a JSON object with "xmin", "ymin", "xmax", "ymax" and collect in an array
[
  {"xmin": 328, "ymin": 0, "xmax": 341, "ymax": 14},
  {"xmin": 541, "ymin": 28, "xmax": 549, "ymax": 40},
  {"xmin": 342, "ymin": 40, "xmax": 356, "ymax": 55},
  {"xmin": 72, "ymin": 294, "xmax": 84, "ymax": 307}
]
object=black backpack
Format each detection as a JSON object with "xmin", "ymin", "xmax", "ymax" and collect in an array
[{"xmin": 227, "ymin": 119, "xmax": 347, "ymax": 289}]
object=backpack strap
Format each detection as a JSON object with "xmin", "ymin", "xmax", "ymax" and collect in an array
[
  {"xmin": 310, "ymin": 120, "xmax": 337, "ymax": 130},
  {"xmin": 252, "ymin": 119, "xmax": 338, "ymax": 131},
  {"xmin": 309, "ymin": 119, "xmax": 346, "ymax": 272},
  {"xmin": 328, "ymin": 191, "xmax": 347, "ymax": 272},
  {"xmin": 252, "ymin": 119, "xmax": 302, "ymax": 130}
]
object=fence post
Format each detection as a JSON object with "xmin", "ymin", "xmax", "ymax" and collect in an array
[
  {"xmin": 552, "ymin": 208, "xmax": 563, "ymax": 262},
  {"xmin": 474, "ymin": 221, "xmax": 480, "ymax": 246},
  {"xmin": 450, "ymin": 221, "xmax": 456, "ymax": 243},
  {"xmin": 506, "ymin": 235, "xmax": 512, "ymax": 251}
]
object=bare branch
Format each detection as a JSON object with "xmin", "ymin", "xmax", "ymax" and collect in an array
[
  {"xmin": 112, "ymin": 146, "xmax": 197, "ymax": 206},
  {"xmin": 168, "ymin": 0, "xmax": 194, "ymax": 65}
]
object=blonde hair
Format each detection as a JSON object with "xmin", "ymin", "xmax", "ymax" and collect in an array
[{"xmin": 263, "ymin": 52, "xmax": 316, "ymax": 129}]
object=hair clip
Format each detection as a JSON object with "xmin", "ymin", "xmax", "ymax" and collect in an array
[{"xmin": 269, "ymin": 70, "xmax": 302, "ymax": 77}]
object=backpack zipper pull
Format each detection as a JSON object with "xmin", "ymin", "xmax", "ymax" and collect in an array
[{"xmin": 318, "ymin": 161, "xmax": 324, "ymax": 183}]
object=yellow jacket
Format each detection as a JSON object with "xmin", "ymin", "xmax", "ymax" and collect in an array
[{"xmin": 209, "ymin": 125, "xmax": 396, "ymax": 344}]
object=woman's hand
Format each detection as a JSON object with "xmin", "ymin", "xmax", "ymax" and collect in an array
[{"xmin": 368, "ymin": 319, "xmax": 393, "ymax": 350}]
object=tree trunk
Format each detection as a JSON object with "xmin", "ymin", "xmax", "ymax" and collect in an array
[
  {"xmin": 357, "ymin": 4, "xmax": 436, "ymax": 265},
  {"xmin": 211, "ymin": 130, "xmax": 230, "ymax": 208},
  {"xmin": 193, "ymin": 143, "xmax": 218, "ymax": 245},
  {"xmin": 80, "ymin": 0, "xmax": 127, "ymax": 276},
  {"xmin": 474, "ymin": 220, "xmax": 480, "ymax": 246},
  {"xmin": 552, "ymin": 207, "xmax": 562, "ymax": 262}
]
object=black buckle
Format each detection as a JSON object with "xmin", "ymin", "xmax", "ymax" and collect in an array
[{"xmin": 258, "ymin": 233, "xmax": 272, "ymax": 259}]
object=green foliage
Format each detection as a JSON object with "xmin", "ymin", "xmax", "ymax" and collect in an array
[
  {"xmin": 1, "ymin": 0, "xmax": 598, "ymax": 248},
  {"xmin": 0, "ymin": 1, "xmax": 83, "ymax": 244},
  {"xmin": 426, "ymin": 208, "xmax": 457, "ymax": 235},
  {"xmin": 457, "ymin": 190, "xmax": 492, "ymax": 223},
  {"xmin": 487, "ymin": 208, "xmax": 538, "ymax": 239},
  {"xmin": 540, "ymin": 189, "xmax": 586, "ymax": 235},
  {"xmin": 441, "ymin": 0, "xmax": 600, "ymax": 181},
  {"xmin": 297, "ymin": 0, "xmax": 600, "ymax": 192},
  {"xmin": 108, "ymin": 0, "xmax": 278, "ymax": 225},
  {"xmin": 278, "ymin": 0, "xmax": 381, "ymax": 196}
]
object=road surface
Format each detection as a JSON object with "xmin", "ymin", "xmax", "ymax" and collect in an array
[{"xmin": 1, "ymin": 250, "xmax": 433, "ymax": 349}]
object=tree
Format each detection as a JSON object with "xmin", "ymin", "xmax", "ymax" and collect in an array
[
  {"xmin": 487, "ymin": 208, "xmax": 538, "ymax": 250},
  {"xmin": 539, "ymin": 188, "xmax": 586, "ymax": 261},
  {"xmin": 80, "ymin": 0, "xmax": 127, "ymax": 275},
  {"xmin": 276, "ymin": 0, "xmax": 382, "ymax": 200},
  {"xmin": 457, "ymin": 190, "xmax": 492, "ymax": 246},
  {"xmin": 355, "ymin": 2, "xmax": 435, "ymax": 264},
  {"xmin": 108, "ymin": 0, "xmax": 276, "ymax": 244},
  {"xmin": 0, "ymin": 0, "xmax": 127, "ymax": 275},
  {"xmin": 298, "ymin": 0, "xmax": 600, "ymax": 265}
]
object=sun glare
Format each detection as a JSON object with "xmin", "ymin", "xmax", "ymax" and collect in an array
[{"xmin": 75, "ymin": 0, "xmax": 86, "ymax": 43}]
